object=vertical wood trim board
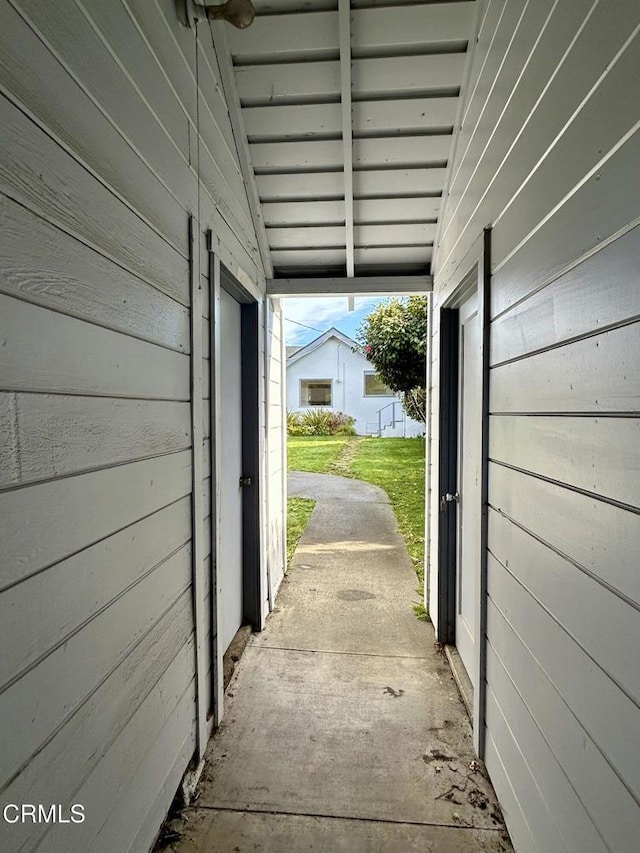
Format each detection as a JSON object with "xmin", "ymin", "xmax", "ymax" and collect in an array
[
  {"xmin": 475, "ymin": 227, "xmax": 492, "ymax": 758},
  {"xmin": 339, "ymin": 0, "xmax": 355, "ymax": 278},
  {"xmin": 279, "ymin": 301, "xmax": 288, "ymax": 590},
  {"xmin": 209, "ymin": 241, "xmax": 225, "ymax": 726},
  {"xmin": 189, "ymin": 215, "xmax": 207, "ymax": 761},
  {"xmin": 424, "ymin": 293, "xmax": 433, "ymax": 609},
  {"xmin": 256, "ymin": 296, "xmax": 269, "ymax": 629},
  {"xmin": 264, "ymin": 298, "xmax": 274, "ymax": 612}
]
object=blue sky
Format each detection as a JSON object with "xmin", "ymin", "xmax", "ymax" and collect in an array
[{"xmin": 283, "ymin": 296, "xmax": 389, "ymax": 346}]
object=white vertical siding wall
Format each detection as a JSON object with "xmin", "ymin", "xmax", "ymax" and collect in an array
[
  {"xmin": 429, "ymin": 2, "xmax": 640, "ymax": 851},
  {"xmin": 0, "ymin": 0, "xmax": 265, "ymax": 850},
  {"xmin": 266, "ymin": 299, "xmax": 287, "ymax": 602}
]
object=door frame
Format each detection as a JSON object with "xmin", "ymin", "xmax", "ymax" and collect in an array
[
  {"xmin": 240, "ymin": 298, "xmax": 262, "ymax": 631},
  {"xmin": 207, "ymin": 238, "xmax": 263, "ymax": 728},
  {"xmin": 436, "ymin": 229, "xmax": 491, "ymax": 757}
]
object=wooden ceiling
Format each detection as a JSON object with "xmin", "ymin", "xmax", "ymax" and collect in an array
[{"xmin": 224, "ymin": 0, "xmax": 475, "ymax": 279}]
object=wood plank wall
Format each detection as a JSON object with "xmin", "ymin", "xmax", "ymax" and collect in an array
[
  {"xmin": 0, "ymin": 0, "xmax": 267, "ymax": 850},
  {"xmin": 429, "ymin": 1, "xmax": 640, "ymax": 850}
]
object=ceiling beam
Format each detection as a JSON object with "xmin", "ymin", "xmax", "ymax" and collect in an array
[
  {"xmin": 338, "ymin": 0, "xmax": 355, "ymax": 278},
  {"xmin": 267, "ymin": 276, "xmax": 433, "ymax": 297},
  {"xmin": 208, "ymin": 21, "xmax": 274, "ymax": 279}
]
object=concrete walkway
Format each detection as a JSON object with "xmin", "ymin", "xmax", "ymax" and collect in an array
[{"xmin": 171, "ymin": 472, "xmax": 513, "ymax": 853}]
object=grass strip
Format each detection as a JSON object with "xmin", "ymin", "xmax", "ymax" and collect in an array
[
  {"xmin": 286, "ymin": 497, "xmax": 315, "ymax": 566},
  {"xmin": 287, "ymin": 435, "xmax": 350, "ymax": 473}
]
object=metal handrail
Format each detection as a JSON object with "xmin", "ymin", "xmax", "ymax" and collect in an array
[{"xmin": 375, "ymin": 400, "xmax": 405, "ymax": 437}]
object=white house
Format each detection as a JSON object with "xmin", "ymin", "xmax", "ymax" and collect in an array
[
  {"xmin": 286, "ymin": 327, "xmax": 424, "ymax": 437},
  {"xmin": 1, "ymin": 1, "xmax": 638, "ymax": 851}
]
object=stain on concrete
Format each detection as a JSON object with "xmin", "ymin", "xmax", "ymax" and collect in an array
[{"xmin": 336, "ymin": 588, "xmax": 376, "ymax": 600}]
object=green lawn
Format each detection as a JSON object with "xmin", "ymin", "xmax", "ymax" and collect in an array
[
  {"xmin": 287, "ymin": 435, "xmax": 351, "ymax": 473},
  {"xmin": 286, "ymin": 435, "xmax": 427, "ymax": 618},
  {"xmin": 287, "ymin": 497, "xmax": 316, "ymax": 565}
]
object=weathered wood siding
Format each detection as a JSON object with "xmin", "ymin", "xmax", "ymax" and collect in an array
[
  {"xmin": 429, "ymin": 2, "xmax": 640, "ymax": 850},
  {"xmin": 0, "ymin": 0, "xmax": 265, "ymax": 850}
]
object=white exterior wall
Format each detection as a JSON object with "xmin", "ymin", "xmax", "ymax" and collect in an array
[
  {"xmin": 428, "ymin": 2, "xmax": 640, "ymax": 851},
  {"xmin": 287, "ymin": 337, "xmax": 424, "ymax": 437},
  {"xmin": 0, "ymin": 2, "xmax": 278, "ymax": 851},
  {"xmin": 266, "ymin": 299, "xmax": 287, "ymax": 602}
]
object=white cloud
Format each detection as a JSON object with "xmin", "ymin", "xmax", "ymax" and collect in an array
[{"xmin": 283, "ymin": 296, "xmax": 386, "ymax": 344}]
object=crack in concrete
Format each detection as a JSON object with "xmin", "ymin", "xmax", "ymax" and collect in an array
[{"xmin": 187, "ymin": 803, "xmax": 510, "ymax": 833}]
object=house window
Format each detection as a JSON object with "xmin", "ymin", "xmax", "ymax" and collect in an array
[
  {"xmin": 301, "ymin": 379, "xmax": 332, "ymax": 406},
  {"xmin": 363, "ymin": 371, "xmax": 393, "ymax": 397}
]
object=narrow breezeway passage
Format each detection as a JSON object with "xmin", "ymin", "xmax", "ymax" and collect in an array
[{"xmin": 170, "ymin": 472, "xmax": 512, "ymax": 853}]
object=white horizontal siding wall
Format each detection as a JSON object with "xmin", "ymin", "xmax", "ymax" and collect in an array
[
  {"xmin": 0, "ymin": 1, "xmax": 264, "ymax": 851},
  {"xmin": 430, "ymin": 1, "xmax": 640, "ymax": 851}
]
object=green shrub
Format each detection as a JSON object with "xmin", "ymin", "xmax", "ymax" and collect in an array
[
  {"xmin": 326, "ymin": 411, "xmax": 356, "ymax": 436},
  {"xmin": 300, "ymin": 408, "xmax": 333, "ymax": 435},
  {"xmin": 287, "ymin": 410, "xmax": 300, "ymax": 431},
  {"xmin": 287, "ymin": 411, "xmax": 313, "ymax": 436},
  {"xmin": 287, "ymin": 409, "xmax": 356, "ymax": 436}
]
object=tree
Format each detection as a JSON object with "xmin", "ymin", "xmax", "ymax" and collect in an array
[{"xmin": 355, "ymin": 296, "xmax": 428, "ymax": 423}]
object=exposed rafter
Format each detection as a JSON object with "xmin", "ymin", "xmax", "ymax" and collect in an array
[
  {"xmin": 338, "ymin": 0, "xmax": 354, "ymax": 278},
  {"xmin": 209, "ymin": 20, "xmax": 274, "ymax": 279},
  {"xmin": 267, "ymin": 275, "xmax": 432, "ymax": 297},
  {"xmin": 223, "ymin": 1, "xmax": 475, "ymax": 280}
]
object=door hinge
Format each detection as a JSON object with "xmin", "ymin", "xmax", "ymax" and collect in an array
[{"xmin": 239, "ymin": 476, "xmax": 252, "ymax": 488}]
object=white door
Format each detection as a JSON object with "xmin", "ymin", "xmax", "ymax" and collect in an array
[
  {"xmin": 456, "ymin": 292, "xmax": 482, "ymax": 685},
  {"xmin": 219, "ymin": 287, "xmax": 244, "ymax": 653}
]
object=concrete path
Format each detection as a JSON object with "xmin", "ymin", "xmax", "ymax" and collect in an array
[{"xmin": 171, "ymin": 472, "xmax": 513, "ymax": 853}]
